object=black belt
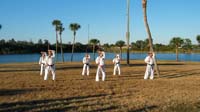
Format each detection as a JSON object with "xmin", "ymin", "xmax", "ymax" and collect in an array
[
  {"xmin": 48, "ymin": 64, "xmax": 54, "ymax": 67},
  {"xmin": 148, "ymin": 64, "xmax": 154, "ymax": 66},
  {"xmin": 84, "ymin": 63, "xmax": 89, "ymax": 66}
]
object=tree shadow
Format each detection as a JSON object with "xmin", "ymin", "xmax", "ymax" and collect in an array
[
  {"xmin": 87, "ymin": 106, "xmax": 118, "ymax": 112},
  {"xmin": 0, "ymin": 88, "xmax": 36, "ymax": 96},
  {"xmin": 116, "ymin": 74, "xmax": 144, "ymax": 80},
  {"xmin": 0, "ymin": 94, "xmax": 112, "ymax": 112},
  {"xmin": 128, "ymin": 105, "xmax": 157, "ymax": 112},
  {"xmin": 121, "ymin": 63, "xmax": 146, "ymax": 67},
  {"xmin": 158, "ymin": 63, "xmax": 184, "ymax": 66},
  {"xmin": 121, "ymin": 63, "xmax": 184, "ymax": 67},
  {"xmin": 161, "ymin": 72, "xmax": 200, "ymax": 79},
  {"xmin": 57, "ymin": 66, "xmax": 83, "ymax": 70},
  {"xmin": 0, "ymin": 69, "xmax": 39, "ymax": 72}
]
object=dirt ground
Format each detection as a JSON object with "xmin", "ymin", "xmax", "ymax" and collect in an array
[{"xmin": 0, "ymin": 60, "xmax": 200, "ymax": 112}]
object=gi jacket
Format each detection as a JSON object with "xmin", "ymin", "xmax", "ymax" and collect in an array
[
  {"xmin": 96, "ymin": 56, "xmax": 105, "ymax": 66},
  {"xmin": 83, "ymin": 57, "xmax": 90, "ymax": 64},
  {"xmin": 45, "ymin": 51, "xmax": 55, "ymax": 66},
  {"xmin": 144, "ymin": 55, "xmax": 154, "ymax": 66}
]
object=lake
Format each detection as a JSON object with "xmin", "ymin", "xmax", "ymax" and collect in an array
[{"xmin": 0, "ymin": 53, "xmax": 200, "ymax": 64}]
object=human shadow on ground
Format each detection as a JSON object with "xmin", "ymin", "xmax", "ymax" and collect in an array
[
  {"xmin": 0, "ymin": 94, "xmax": 118, "ymax": 112},
  {"xmin": 0, "ymin": 88, "xmax": 36, "ymax": 96}
]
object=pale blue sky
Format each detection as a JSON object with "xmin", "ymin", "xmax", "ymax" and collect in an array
[{"xmin": 0, "ymin": 0, "xmax": 199, "ymax": 45}]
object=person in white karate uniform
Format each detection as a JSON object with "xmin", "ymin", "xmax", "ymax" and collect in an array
[
  {"xmin": 39, "ymin": 52, "xmax": 46, "ymax": 75},
  {"xmin": 95, "ymin": 51, "xmax": 106, "ymax": 81},
  {"xmin": 113, "ymin": 54, "xmax": 121, "ymax": 75},
  {"xmin": 144, "ymin": 52, "xmax": 155, "ymax": 80},
  {"xmin": 44, "ymin": 50, "xmax": 56, "ymax": 80},
  {"xmin": 82, "ymin": 53, "xmax": 90, "ymax": 76}
]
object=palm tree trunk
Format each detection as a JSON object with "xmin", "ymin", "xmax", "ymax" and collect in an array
[
  {"xmin": 93, "ymin": 44, "xmax": 95, "ymax": 61},
  {"xmin": 126, "ymin": 0, "xmax": 130, "ymax": 65},
  {"xmin": 71, "ymin": 33, "xmax": 76, "ymax": 62},
  {"xmin": 56, "ymin": 32, "xmax": 58, "ymax": 62},
  {"xmin": 142, "ymin": 0, "xmax": 160, "ymax": 77},
  {"xmin": 47, "ymin": 40, "xmax": 49, "ymax": 50},
  {"xmin": 120, "ymin": 47, "xmax": 122, "ymax": 60},
  {"xmin": 176, "ymin": 45, "xmax": 178, "ymax": 61},
  {"xmin": 60, "ymin": 34, "xmax": 64, "ymax": 62}
]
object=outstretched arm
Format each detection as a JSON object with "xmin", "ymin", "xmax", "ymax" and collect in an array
[{"xmin": 49, "ymin": 50, "xmax": 55, "ymax": 58}]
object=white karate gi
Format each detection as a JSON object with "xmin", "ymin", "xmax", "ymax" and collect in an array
[
  {"xmin": 144, "ymin": 53, "xmax": 155, "ymax": 79},
  {"xmin": 44, "ymin": 50, "xmax": 56, "ymax": 80},
  {"xmin": 101, "ymin": 51, "xmax": 105, "ymax": 59},
  {"xmin": 82, "ymin": 55, "xmax": 90, "ymax": 75},
  {"xmin": 95, "ymin": 56, "xmax": 106, "ymax": 81},
  {"xmin": 39, "ymin": 54, "xmax": 46, "ymax": 75},
  {"xmin": 113, "ymin": 57, "xmax": 121, "ymax": 75}
]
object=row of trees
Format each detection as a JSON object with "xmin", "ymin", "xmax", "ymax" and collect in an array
[
  {"xmin": 1, "ymin": 36, "xmax": 199, "ymax": 54},
  {"xmin": 0, "ymin": 38, "xmax": 90, "ymax": 54}
]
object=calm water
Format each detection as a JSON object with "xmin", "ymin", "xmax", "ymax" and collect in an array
[{"xmin": 0, "ymin": 53, "xmax": 200, "ymax": 64}]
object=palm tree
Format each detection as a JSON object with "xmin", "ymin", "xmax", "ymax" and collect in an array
[
  {"xmin": 58, "ymin": 24, "xmax": 65, "ymax": 62},
  {"xmin": 126, "ymin": 0, "xmax": 130, "ymax": 65},
  {"xmin": 183, "ymin": 38, "xmax": 192, "ymax": 53},
  {"xmin": 89, "ymin": 39, "xmax": 100, "ymax": 61},
  {"xmin": 197, "ymin": 35, "xmax": 200, "ymax": 45},
  {"xmin": 115, "ymin": 40, "xmax": 125, "ymax": 59},
  {"xmin": 52, "ymin": 20, "xmax": 61, "ymax": 61},
  {"xmin": 142, "ymin": 0, "xmax": 160, "ymax": 77},
  {"xmin": 170, "ymin": 37, "xmax": 184, "ymax": 61},
  {"xmin": 69, "ymin": 23, "xmax": 81, "ymax": 62},
  {"xmin": 135, "ymin": 40, "xmax": 145, "ymax": 51}
]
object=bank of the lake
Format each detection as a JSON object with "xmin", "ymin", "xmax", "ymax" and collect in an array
[{"xmin": 0, "ymin": 52, "xmax": 200, "ymax": 64}]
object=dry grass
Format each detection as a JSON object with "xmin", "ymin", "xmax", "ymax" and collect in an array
[{"xmin": 0, "ymin": 60, "xmax": 200, "ymax": 112}]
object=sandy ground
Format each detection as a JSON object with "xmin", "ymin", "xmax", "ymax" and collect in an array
[{"xmin": 0, "ymin": 60, "xmax": 200, "ymax": 112}]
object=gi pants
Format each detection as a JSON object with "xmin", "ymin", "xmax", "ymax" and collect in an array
[
  {"xmin": 144, "ymin": 64, "xmax": 154, "ymax": 79},
  {"xmin": 82, "ymin": 64, "xmax": 89, "ymax": 75},
  {"xmin": 44, "ymin": 65, "xmax": 56, "ymax": 80},
  {"xmin": 113, "ymin": 64, "xmax": 120, "ymax": 75},
  {"xmin": 40, "ymin": 64, "xmax": 45, "ymax": 75},
  {"xmin": 96, "ymin": 65, "xmax": 106, "ymax": 81}
]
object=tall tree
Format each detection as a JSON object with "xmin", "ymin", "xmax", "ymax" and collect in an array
[
  {"xmin": 115, "ymin": 40, "xmax": 125, "ymax": 59},
  {"xmin": 142, "ymin": 0, "xmax": 160, "ymax": 77},
  {"xmin": 58, "ymin": 23, "xmax": 65, "ymax": 62},
  {"xmin": 126, "ymin": 0, "xmax": 130, "ymax": 65},
  {"xmin": 52, "ymin": 20, "xmax": 61, "ymax": 62},
  {"xmin": 183, "ymin": 38, "xmax": 192, "ymax": 53},
  {"xmin": 69, "ymin": 23, "xmax": 81, "ymax": 62},
  {"xmin": 170, "ymin": 37, "xmax": 184, "ymax": 61},
  {"xmin": 135, "ymin": 40, "xmax": 146, "ymax": 51},
  {"xmin": 44, "ymin": 39, "xmax": 49, "ymax": 50},
  {"xmin": 197, "ymin": 35, "xmax": 200, "ymax": 45},
  {"xmin": 38, "ymin": 39, "xmax": 43, "ymax": 45},
  {"xmin": 89, "ymin": 39, "xmax": 100, "ymax": 61}
]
